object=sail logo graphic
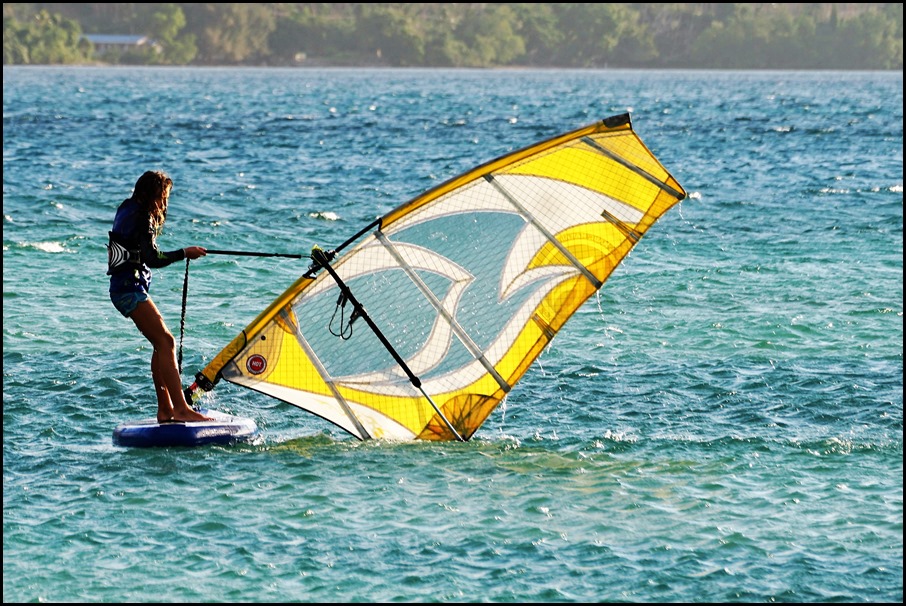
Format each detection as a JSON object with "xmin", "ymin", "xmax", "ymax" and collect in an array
[{"xmin": 246, "ymin": 354, "xmax": 267, "ymax": 375}]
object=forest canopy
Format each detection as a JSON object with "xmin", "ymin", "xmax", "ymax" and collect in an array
[{"xmin": 3, "ymin": 3, "xmax": 903, "ymax": 70}]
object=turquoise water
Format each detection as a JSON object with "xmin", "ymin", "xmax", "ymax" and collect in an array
[{"xmin": 3, "ymin": 67, "xmax": 902, "ymax": 602}]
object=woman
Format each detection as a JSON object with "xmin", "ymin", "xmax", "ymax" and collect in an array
[{"xmin": 107, "ymin": 170, "xmax": 212, "ymax": 423}]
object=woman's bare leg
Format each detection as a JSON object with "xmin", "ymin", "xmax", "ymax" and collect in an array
[
  {"xmin": 130, "ymin": 298, "xmax": 212, "ymax": 422},
  {"xmin": 150, "ymin": 348, "xmax": 175, "ymax": 422}
]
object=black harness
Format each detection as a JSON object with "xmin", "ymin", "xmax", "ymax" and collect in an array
[{"xmin": 106, "ymin": 231, "xmax": 141, "ymax": 275}]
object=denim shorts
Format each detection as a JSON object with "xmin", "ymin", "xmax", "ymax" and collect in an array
[{"xmin": 110, "ymin": 290, "xmax": 149, "ymax": 318}]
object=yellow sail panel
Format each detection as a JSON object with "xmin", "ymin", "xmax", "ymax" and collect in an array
[
  {"xmin": 197, "ymin": 274, "xmax": 316, "ymax": 388},
  {"xmin": 380, "ymin": 117, "xmax": 633, "ymax": 228},
  {"xmin": 200, "ymin": 114, "xmax": 685, "ymax": 441},
  {"xmin": 218, "ymin": 306, "xmax": 375, "ymax": 439}
]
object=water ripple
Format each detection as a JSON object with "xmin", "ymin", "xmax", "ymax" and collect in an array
[{"xmin": 3, "ymin": 66, "xmax": 902, "ymax": 603}]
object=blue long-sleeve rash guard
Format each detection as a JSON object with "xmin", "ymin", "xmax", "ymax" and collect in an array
[{"xmin": 108, "ymin": 197, "xmax": 186, "ymax": 295}]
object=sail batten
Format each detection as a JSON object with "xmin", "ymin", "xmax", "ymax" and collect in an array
[
  {"xmin": 485, "ymin": 173, "xmax": 603, "ymax": 289},
  {"xmin": 374, "ymin": 230, "xmax": 512, "ymax": 394},
  {"xmin": 195, "ymin": 115, "xmax": 686, "ymax": 441},
  {"xmin": 581, "ymin": 135, "xmax": 686, "ymax": 199},
  {"xmin": 282, "ymin": 308, "xmax": 371, "ymax": 440}
]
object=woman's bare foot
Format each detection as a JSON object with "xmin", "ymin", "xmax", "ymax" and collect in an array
[
  {"xmin": 157, "ymin": 404, "xmax": 175, "ymax": 424},
  {"xmin": 172, "ymin": 407, "xmax": 214, "ymax": 422}
]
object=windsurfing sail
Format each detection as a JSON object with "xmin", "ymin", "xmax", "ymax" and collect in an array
[{"xmin": 190, "ymin": 113, "xmax": 685, "ymax": 441}]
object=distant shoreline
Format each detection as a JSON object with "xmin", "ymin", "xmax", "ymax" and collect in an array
[{"xmin": 4, "ymin": 63, "xmax": 902, "ymax": 73}]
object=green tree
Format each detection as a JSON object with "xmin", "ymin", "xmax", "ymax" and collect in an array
[
  {"xmin": 688, "ymin": 7, "xmax": 775, "ymax": 69},
  {"xmin": 550, "ymin": 3, "xmax": 640, "ymax": 67},
  {"xmin": 833, "ymin": 6, "xmax": 903, "ymax": 69},
  {"xmin": 418, "ymin": 4, "xmax": 469, "ymax": 67},
  {"xmin": 267, "ymin": 4, "xmax": 358, "ymax": 64},
  {"xmin": 470, "ymin": 4, "xmax": 525, "ymax": 66},
  {"xmin": 354, "ymin": 4, "xmax": 425, "ymax": 66},
  {"xmin": 608, "ymin": 6, "xmax": 658, "ymax": 67},
  {"xmin": 635, "ymin": 3, "xmax": 717, "ymax": 68},
  {"xmin": 509, "ymin": 3, "xmax": 563, "ymax": 66},
  {"xmin": 447, "ymin": 4, "xmax": 526, "ymax": 67},
  {"xmin": 3, "ymin": 9, "xmax": 90, "ymax": 64},
  {"xmin": 148, "ymin": 3, "xmax": 196, "ymax": 65},
  {"xmin": 181, "ymin": 3, "xmax": 276, "ymax": 65},
  {"xmin": 267, "ymin": 17, "xmax": 308, "ymax": 65}
]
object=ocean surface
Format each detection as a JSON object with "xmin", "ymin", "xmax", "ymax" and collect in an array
[{"xmin": 3, "ymin": 67, "xmax": 902, "ymax": 603}]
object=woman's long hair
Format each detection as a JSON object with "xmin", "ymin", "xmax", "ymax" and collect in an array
[{"xmin": 132, "ymin": 170, "xmax": 173, "ymax": 235}]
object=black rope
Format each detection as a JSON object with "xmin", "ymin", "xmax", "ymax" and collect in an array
[
  {"xmin": 206, "ymin": 249, "xmax": 303, "ymax": 259},
  {"xmin": 178, "ymin": 258, "xmax": 190, "ymax": 374}
]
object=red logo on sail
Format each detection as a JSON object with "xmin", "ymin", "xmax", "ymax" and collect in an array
[{"xmin": 246, "ymin": 354, "xmax": 267, "ymax": 375}]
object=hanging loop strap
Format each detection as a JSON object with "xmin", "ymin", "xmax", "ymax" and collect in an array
[{"xmin": 328, "ymin": 292, "xmax": 359, "ymax": 340}]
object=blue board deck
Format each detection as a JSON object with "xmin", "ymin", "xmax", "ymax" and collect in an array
[{"xmin": 112, "ymin": 408, "xmax": 258, "ymax": 448}]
